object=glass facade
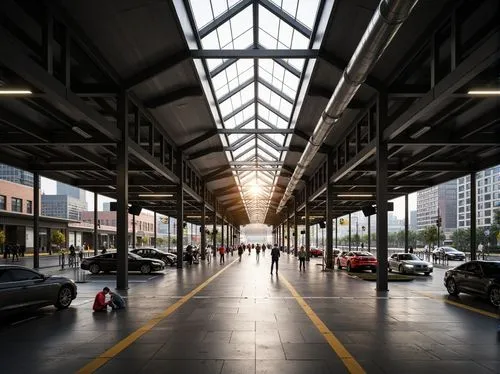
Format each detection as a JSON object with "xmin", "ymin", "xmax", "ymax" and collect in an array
[
  {"xmin": 42, "ymin": 195, "xmax": 87, "ymax": 220},
  {"xmin": 188, "ymin": 0, "xmax": 321, "ymax": 222},
  {"xmin": 0, "ymin": 164, "xmax": 34, "ymax": 187}
]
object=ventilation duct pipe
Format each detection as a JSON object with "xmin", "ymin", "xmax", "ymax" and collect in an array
[{"xmin": 276, "ymin": 0, "xmax": 419, "ymax": 213}]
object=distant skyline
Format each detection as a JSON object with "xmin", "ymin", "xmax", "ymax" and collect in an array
[{"xmin": 41, "ymin": 176, "xmax": 418, "ymax": 220}]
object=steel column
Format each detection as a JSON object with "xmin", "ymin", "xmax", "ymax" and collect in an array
[
  {"xmin": 221, "ymin": 217, "xmax": 225, "ymax": 249},
  {"xmin": 367, "ymin": 216, "xmax": 371, "ymax": 251},
  {"xmin": 376, "ymin": 93, "xmax": 389, "ymax": 292},
  {"xmin": 287, "ymin": 207, "xmax": 291, "ymax": 254},
  {"xmin": 33, "ymin": 172, "xmax": 40, "ymax": 269},
  {"xmin": 116, "ymin": 91, "xmax": 129, "ymax": 289},
  {"xmin": 335, "ymin": 218, "xmax": 338, "ymax": 249},
  {"xmin": 93, "ymin": 192, "xmax": 98, "ymax": 255},
  {"xmin": 404, "ymin": 194, "xmax": 409, "ymax": 252},
  {"xmin": 201, "ymin": 189, "xmax": 206, "ymax": 260},
  {"xmin": 305, "ymin": 185, "xmax": 310, "ymax": 260},
  {"xmin": 176, "ymin": 150, "xmax": 184, "ymax": 268},
  {"xmin": 470, "ymin": 173, "xmax": 477, "ymax": 260},
  {"xmin": 213, "ymin": 210, "xmax": 217, "ymax": 250},
  {"xmin": 293, "ymin": 198, "xmax": 298, "ymax": 256},
  {"xmin": 326, "ymin": 153, "xmax": 334, "ymax": 268},
  {"xmin": 348, "ymin": 213, "xmax": 352, "ymax": 252},
  {"xmin": 132, "ymin": 215, "xmax": 136, "ymax": 249},
  {"xmin": 154, "ymin": 212, "xmax": 157, "ymax": 248},
  {"xmin": 167, "ymin": 216, "xmax": 171, "ymax": 251}
]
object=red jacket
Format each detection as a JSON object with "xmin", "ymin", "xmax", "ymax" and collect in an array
[
  {"xmin": 218, "ymin": 246, "xmax": 225, "ymax": 255},
  {"xmin": 93, "ymin": 291, "xmax": 107, "ymax": 311}
]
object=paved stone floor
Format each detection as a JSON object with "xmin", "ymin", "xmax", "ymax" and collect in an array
[{"xmin": 0, "ymin": 253, "xmax": 499, "ymax": 373}]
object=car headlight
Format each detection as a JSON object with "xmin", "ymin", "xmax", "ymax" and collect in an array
[
  {"xmin": 428, "ymin": 264, "xmax": 433, "ymax": 268},
  {"xmin": 404, "ymin": 264, "xmax": 414, "ymax": 268}
]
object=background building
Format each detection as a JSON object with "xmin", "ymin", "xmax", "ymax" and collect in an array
[
  {"xmin": 410, "ymin": 210, "xmax": 417, "ymax": 231},
  {"xmin": 417, "ymin": 180, "xmax": 457, "ymax": 232},
  {"xmin": 0, "ymin": 163, "xmax": 34, "ymax": 187},
  {"xmin": 57, "ymin": 182, "xmax": 85, "ymax": 201},
  {"xmin": 457, "ymin": 165, "xmax": 500, "ymax": 228},
  {"xmin": 42, "ymin": 195, "xmax": 87, "ymax": 221}
]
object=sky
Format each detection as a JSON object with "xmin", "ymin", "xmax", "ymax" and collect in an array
[{"xmin": 41, "ymin": 177, "xmax": 417, "ymax": 219}]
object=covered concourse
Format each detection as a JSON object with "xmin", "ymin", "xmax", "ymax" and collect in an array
[{"xmin": 0, "ymin": 0, "xmax": 499, "ymax": 373}]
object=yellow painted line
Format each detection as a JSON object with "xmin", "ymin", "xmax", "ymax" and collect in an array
[
  {"xmin": 417, "ymin": 291, "xmax": 498, "ymax": 319},
  {"xmin": 77, "ymin": 260, "xmax": 237, "ymax": 374},
  {"xmin": 280, "ymin": 275, "xmax": 366, "ymax": 374}
]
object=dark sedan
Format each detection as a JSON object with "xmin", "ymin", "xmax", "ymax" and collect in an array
[
  {"xmin": 81, "ymin": 252, "xmax": 164, "ymax": 274},
  {"xmin": 130, "ymin": 248, "xmax": 177, "ymax": 267},
  {"xmin": 432, "ymin": 246, "xmax": 466, "ymax": 261},
  {"xmin": 444, "ymin": 261, "xmax": 500, "ymax": 306},
  {"xmin": 0, "ymin": 265, "xmax": 77, "ymax": 315}
]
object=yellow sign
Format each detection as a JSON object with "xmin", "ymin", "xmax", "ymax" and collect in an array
[{"xmin": 339, "ymin": 218, "xmax": 349, "ymax": 225}]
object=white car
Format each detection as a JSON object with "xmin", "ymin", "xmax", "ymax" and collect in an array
[{"xmin": 388, "ymin": 253, "xmax": 433, "ymax": 275}]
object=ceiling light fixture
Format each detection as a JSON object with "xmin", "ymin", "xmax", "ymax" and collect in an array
[
  {"xmin": 468, "ymin": 90, "xmax": 500, "ymax": 95},
  {"xmin": 71, "ymin": 126, "xmax": 92, "ymax": 139},
  {"xmin": 0, "ymin": 89, "xmax": 32, "ymax": 95},
  {"xmin": 338, "ymin": 194, "xmax": 373, "ymax": 197},
  {"xmin": 138, "ymin": 194, "xmax": 173, "ymax": 198}
]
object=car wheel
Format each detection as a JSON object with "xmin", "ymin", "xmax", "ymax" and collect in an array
[
  {"xmin": 399, "ymin": 265, "xmax": 405, "ymax": 274},
  {"xmin": 347, "ymin": 262, "xmax": 351, "ymax": 272},
  {"xmin": 140, "ymin": 263, "xmax": 152, "ymax": 274},
  {"xmin": 89, "ymin": 263, "xmax": 101, "ymax": 275},
  {"xmin": 337, "ymin": 260, "xmax": 342, "ymax": 269},
  {"xmin": 55, "ymin": 285, "xmax": 73, "ymax": 309},
  {"xmin": 446, "ymin": 278, "xmax": 459, "ymax": 296},
  {"xmin": 489, "ymin": 286, "xmax": 500, "ymax": 307},
  {"xmin": 424, "ymin": 272, "xmax": 430, "ymax": 276}
]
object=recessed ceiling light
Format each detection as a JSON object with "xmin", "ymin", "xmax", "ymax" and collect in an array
[
  {"xmin": 468, "ymin": 90, "xmax": 500, "ymax": 95},
  {"xmin": 0, "ymin": 89, "xmax": 32, "ymax": 95}
]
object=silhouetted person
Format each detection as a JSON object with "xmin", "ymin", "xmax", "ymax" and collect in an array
[
  {"xmin": 271, "ymin": 244, "xmax": 280, "ymax": 275},
  {"xmin": 409, "ymin": 246, "xmax": 414, "ymax": 254},
  {"xmin": 298, "ymin": 245, "xmax": 306, "ymax": 272}
]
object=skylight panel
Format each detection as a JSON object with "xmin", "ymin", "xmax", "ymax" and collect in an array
[
  {"xmin": 228, "ymin": 133, "xmax": 244, "ymax": 144},
  {"xmin": 257, "ymin": 119, "xmax": 272, "ymax": 129}
]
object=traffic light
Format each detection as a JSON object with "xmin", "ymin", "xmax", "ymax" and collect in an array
[{"xmin": 436, "ymin": 216, "xmax": 442, "ymax": 227}]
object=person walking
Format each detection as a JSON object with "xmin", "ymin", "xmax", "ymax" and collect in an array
[
  {"xmin": 270, "ymin": 243, "xmax": 280, "ymax": 275},
  {"xmin": 238, "ymin": 245, "xmax": 243, "ymax": 262},
  {"xmin": 11, "ymin": 244, "xmax": 19, "ymax": 262},
  {"xmin": 298, "ymin": 245, "xmax": 306, "ymax": 272},
  {"xmin": 219, "ymin": 245, "xmax": 225, "ymax": 264},
  {"xmin": 256, "ymin": 244, "xmax": 261, "ymax": 262}
]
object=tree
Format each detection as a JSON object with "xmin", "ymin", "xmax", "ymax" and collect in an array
[
  {"xmin": 422, "ymin": 225, "xmax": 438, "ymax": 247},
  {"xmin": 51, "ymin": 230, "xmax": 65, "ymax": 249},
  {"xmin": 0, "ymin": 230, "xmax": 5, "ymax": 250},
  {"xmin": 491, "ymin": 209, "xmax": 500, "ymax": 248},
  {"xmin": 140, "ymin": 236, "xmax": 150, "ymax": 246},
  {"xmin": 452, "ymin": 228, "xmax": 470, "ymax": 252},
  {"xmin": 156, "ymin": 237, "xmax": 165, "ymax": 246}
]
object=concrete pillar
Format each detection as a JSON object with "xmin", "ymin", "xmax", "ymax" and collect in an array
[
  {"xmin": 33, "ymin": 172, "xmax": 40, "ymax": 268},
  {"xmin": 470, "ymin": 173, "xmax": 476, "ymax": 260},
  {"xmin": 376, "ymin": 93, "xmax": 389, "ymax": 292},
  {"xmin": 116, "ymin": 91, "xmax": 129, "ymax": 289},
  {"xmin": 404, "ymin": 194, "xmax": 409, "ymax": 252},
  {"xmin": 176, "ymin": 150, "xmax": 184, "ymax": 268},
  {"xmin": 93, "ymin": 192, "xmax": 98, "ymax": 255}
]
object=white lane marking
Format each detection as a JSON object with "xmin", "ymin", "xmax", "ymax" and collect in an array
[{"xmin": 11, "ymin": 316, "xmax": 38, "ymax": 326}]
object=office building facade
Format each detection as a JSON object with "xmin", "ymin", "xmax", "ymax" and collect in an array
[
  {"xmin": 56, "ymin": 182, "xmax": 86, "ymax": 201},
  {"xmin": 457, "ymin": 165, "xmax": 500, "ymax": 228},
  {"xmin": 42, "ymin": 195, "xmax": 87, "ymax": 221},
  {"xmin": 417, "ymin": 180, "xmax": 457, "ymax": 231}
]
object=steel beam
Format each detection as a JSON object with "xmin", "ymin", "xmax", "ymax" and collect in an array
[
  {"xmin": 259, "ymin": 0, "xmax": 311, "ymax": 38},
  {"xmin": 180, "ymin": 129, "xmax": 218, "ymax": 151},
  {"xmin": 128, "ymin": 141, "xmax": 179, "ymax": 183},
  {"xmin": 191, "ymin": 49, "xmax": 319, "ymax": 59},
  {"xmin": 198, "ymin": 0, "xmax": 253, "ymax": 38}
]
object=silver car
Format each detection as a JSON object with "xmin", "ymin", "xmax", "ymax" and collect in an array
[
  {"xmin": 388, "ymin": 253, "xmax": 433, "ymax": 275},
  {"xmin": 0, "ymin": 265, "xmax": 77, "ymax": 315}
]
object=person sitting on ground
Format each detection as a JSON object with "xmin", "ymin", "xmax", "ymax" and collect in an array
[
  {"xmin": 93, "ymin": 287, "xmax": 111, "ymax": 312},
  {"xmin": 109, "ymin": 291, "xmax": 126, "ymax": 310}
]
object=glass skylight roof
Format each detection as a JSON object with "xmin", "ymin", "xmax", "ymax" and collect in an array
[{"xmin": 187, "ymin": 0, "xmax": 322, "ymax": 223}]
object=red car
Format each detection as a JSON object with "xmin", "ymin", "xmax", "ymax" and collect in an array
[
  {"xmin": 310, "ymin": 248, "xmax": 324, "ymax": 257},
  {"xmin": 337, "ymin": 251, "xmax": 377, "ymax": 272}
]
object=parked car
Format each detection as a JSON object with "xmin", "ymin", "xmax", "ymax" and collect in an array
[
  {"xmin": 0, "ymin": 265, "xmax": 77, "ymax": 315},
  {"xmin": 310, "ymin": 248, "xmax": 324, "ymax": 257},
  {"xmin": 388, "ymin": 253, "xmax": 433, "ymax": 275},
  {"xmin": 337, "ymin": 251, "xmax": 377, "ymax": 272},
  {"xmin": 81, "ymin": 252, "xmax": 165, "ymax": 274},
  {"xmin": 444, "ymin": 261, "xmax": 500, "ymax": 306},
  {"xmin": 130, "ymin": 248, "xmax": 177, "ymax": 267},
  {"xmin": 432, "ymin": 246, "xmax": 466, "ymax": 261}
]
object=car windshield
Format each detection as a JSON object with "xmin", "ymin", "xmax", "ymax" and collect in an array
[
  {"xmin": 399, "ymin": 254, "xmax": 420, "ymax": 261},
  {"xmin": 353, "ymin": 252, "xmax": 373, "ymax": 257},
  {"xmin": 443, "ymin": 247, "xmax": 458, "ymax": 252},
  {"xmin": 481, "ymin": 262, "xmax": 500, "ymax": 277}
]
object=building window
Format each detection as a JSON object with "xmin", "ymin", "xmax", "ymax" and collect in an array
[
  {"xmin": 0, "ymin": 195, "xmax": 5, "ymax": 210},
  {"xmin": 27, "ymin": 200, "xmax": 32, "ymax": 214},
  {"xmin": 11, "ymin": 197, "xmax": 22, "ymax": 212}
]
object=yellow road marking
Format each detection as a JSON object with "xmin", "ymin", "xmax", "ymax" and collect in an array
[
  {"xmin": 77, "ymin": 260, "xmax": 236, "ymax": 374},
  {"xmin": 416, "ymin": 291, "xmax": 498, "ymax": 319},
  {"xmin": 280, "ymin": 275, "xmax": 366, "ymax": 374}
]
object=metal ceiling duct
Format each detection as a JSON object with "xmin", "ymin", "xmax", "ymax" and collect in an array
[{"xmin": 276, "ymin": 0, "xmax": 419, "ymax": 213}]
